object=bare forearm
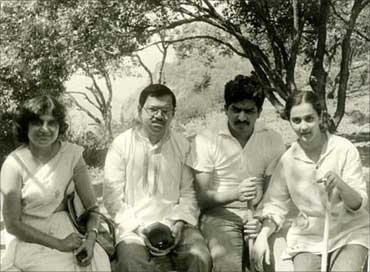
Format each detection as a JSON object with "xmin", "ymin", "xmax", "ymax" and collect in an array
[
  {"xmin": 85, "ymin": 212, "xmax": 100, "ymax": 241},
  {"xmin": 6, "ymin": 221, "xmax": 61, "ymax": 250},
  {"xmin": 200, "ymin": 189, "xmax": 238, "ymax": 209},
  {"xmin": 337, "ymin": 183, "xmax": 362, "ymax": 210},
  {"xmin": 259, "ymin": 218, "xmax": 277, "ymax": 239}
]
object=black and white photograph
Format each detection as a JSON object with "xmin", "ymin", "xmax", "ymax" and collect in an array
[{"xmin": 1, "ymin": 1, "xmax": 369, "ymax": 271}]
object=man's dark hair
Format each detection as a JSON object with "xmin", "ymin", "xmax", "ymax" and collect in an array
[
  {"xmin": 224, "ymin": 74, "xmax": 265, "ymax": 111},
  {"xmin": 13, "ymin": 95, "xmax": 68, "ymax": 144},
  {"xmin": 139, "ymin": 84, "xmax": 176, "ymax": 109}
]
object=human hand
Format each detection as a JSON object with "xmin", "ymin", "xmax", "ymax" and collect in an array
[
  {"xmin": 58, "ymin": 232, "xmax": 84, "ymax": 252},
  {"xmin": 252, "ymin": 233, "xmax": 270, "ymax": 272},
  {"xmin": 236, "ymin": 177, "xmax": 262, "ymax": 202},
  {"xmin": 244, "ymin": 218, "xmax": 262, "ymax": 239},
  {"xmin": 171, "ymin": 220, "xmax": 185, "ymax": 247},
  {"xmin": 139, "ymin": 223, "xmax": 173, "ymax": 256},
  {"xmin": 74, "ymin": 238, "xmax": 95, "ymax": 267},
  {"xmin": 317, "ymin": 171, "xmax": 342, "ymax": 195},
  {"xmin": 142, "ymin": 234, "xmax": 172, "ymax": 256}
]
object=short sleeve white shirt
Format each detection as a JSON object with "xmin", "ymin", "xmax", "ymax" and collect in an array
[{"xmin": 190, "ymin": 121, "xmax": 285, "ymax": 208}]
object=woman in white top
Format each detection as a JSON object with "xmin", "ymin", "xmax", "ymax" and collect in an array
[
  {"xmin": 0, "ymin": 95, "xmax": 110, "ymax": 271},
  {"xmin": 253, "ymin": 91, "xmax": 368, "ymax": 272}
]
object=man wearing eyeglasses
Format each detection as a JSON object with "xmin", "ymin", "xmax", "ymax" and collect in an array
[{"xmin": 103, "ymin": 84, "xmax": 211, "ymax": 272}]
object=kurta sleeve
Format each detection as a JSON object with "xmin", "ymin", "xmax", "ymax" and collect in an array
[
  {"xmin": 103, "ymin": 136, "xmax": 140, "ymax": 234},
  {"xmin": 165, "ymin": 164, "xmax": 199, "ymax": 226},
  {"xmin": 341, "ymin": 143, "xmax": 368, "ymax": 212},
  {"xmin": 260, "ymin": 159, "xmax": 292, "ymax": 231}
]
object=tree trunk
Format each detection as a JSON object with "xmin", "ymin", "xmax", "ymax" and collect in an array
[
  {"xmin": 333, "ymin": 0, "xmax": 369, "ymax": 127},
  {"xmin": 309, "ymin": 0, "xmax": 329, "ymax": 106}
]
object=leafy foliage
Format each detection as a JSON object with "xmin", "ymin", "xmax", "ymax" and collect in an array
[
  {"xmin": 140, "ymin": 0, "xmax": 370, "ymax": 130},
  {"xmin": 0, "ymin": 0, "xmax": 155, "ymax": 155}
]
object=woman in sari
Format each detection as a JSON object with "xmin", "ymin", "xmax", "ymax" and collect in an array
[
  {"xmin": 253, "ymin": 91, "xmax": 368, "ymax": 271},
  {"xmin": 0, "ymin": 95, "xmax": 111, "ymax": 271}
]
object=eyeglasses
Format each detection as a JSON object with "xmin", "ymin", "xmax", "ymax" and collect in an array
[{"xmin": 143, "ymin": 107, "xmax": 174, "ymax": 118}]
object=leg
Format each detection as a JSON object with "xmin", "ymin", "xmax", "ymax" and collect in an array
[
  {"xmin": 200, "ymin": 207, "xmax": 245, "ymax": 272},
  {"xmin": 171, "ymin": 225, "xmax": 211, "ymax": 272},
  {"xmin": 329, "ymin": 244, "xmax": 368, "ymax": 272},
  {"xmin": 268, "ymin": 222, "xmax": 294, "ymax": 272},
  {"xmin": 293, "ymin": 252, "xmax": 321, "ymax": 272},
  {"xmin": 115, "ymin": 241, "xmax": 157, "ymax": 272}
]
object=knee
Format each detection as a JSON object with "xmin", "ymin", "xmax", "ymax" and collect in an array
[
  {"xmin": 185, "ymin": 242, "xmax": 212, "ymax": 271},
  {"xmin": 115, "ymin": 242, "xmax": 150, "ymax": 272},
  {"xmin": 210, "ymin": 246, "xmax": 242, "ymax": 272},
  {"xmin": 115, "ymin": 254, "xmax": 139, "ymax": 272}
]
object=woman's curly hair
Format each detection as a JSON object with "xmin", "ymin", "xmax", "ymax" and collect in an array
[{"xmin": 13, "ymin": 95, "xmax": 68, "ymax": 144}]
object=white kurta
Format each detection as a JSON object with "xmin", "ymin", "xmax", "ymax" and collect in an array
[
  {"xmin": 261, "ymin": 133, "xmax": 369, "ymax": 258},
  {"xmin": 103, "ymin": 127, "xmax": 198, "ymax": 244}
]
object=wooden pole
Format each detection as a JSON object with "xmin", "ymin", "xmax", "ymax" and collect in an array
[
  {"xmin": 247, "ymin": 200, "xmax": 255, "ymax": 272},
  {"xmin": 321, "ymin": 189, "xmax": 332, "ymax": 272}
]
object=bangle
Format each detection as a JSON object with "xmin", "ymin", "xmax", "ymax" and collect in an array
[{"xmin": 87, "ymin": 227, "xmax": 99, "ymax": 239}]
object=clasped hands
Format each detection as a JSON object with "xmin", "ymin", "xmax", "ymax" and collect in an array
[
  {"xmin": 236, "ymin": 176, "xmax": 264, "ymax": 204},
  {"xmin": 316, "ymin": 170, "xmax": 343, "ymax": 195},
  {"xmin": 137, "ymin": 220, "xmax": 185, "ymax": 256},
  {"xmin": 58, "ymin": 231, "xmax": 96, "ymax": 267},
  {"xmin": 237, "ymin": 177, "xmax": 264, "ymax": 239}
]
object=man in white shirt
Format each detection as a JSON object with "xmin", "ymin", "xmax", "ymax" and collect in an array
[
  {"xmin": 189, "ymin": 74, "xmax": 286, "ymax": 272},
  {"xmin": 104, "ymin": 84, "xmax": 211, "ymax": 272}
]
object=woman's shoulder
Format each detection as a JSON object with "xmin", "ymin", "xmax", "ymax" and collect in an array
[
  {"xmin": 1, "ymin": 145, "xmax": 28, "ymax": 172},
  {"xmin": 328, "ymin": 134, "xmax": 357, "ymax": 152},
  {"xmin": 278, "ymin": 141, "xmax": 298, "ymax": 161},
  {"xmin": 60, "ymin": 141, "xmax": 84, "ymax": 156}
]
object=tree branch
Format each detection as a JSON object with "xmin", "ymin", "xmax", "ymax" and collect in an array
[
  {"xmin": 133, "ymin": 54, "xmax": 153, "ymax": 84},
  {"xmin": 334, "ymin": 0, "xmax": 369, "ymax": 127},
  {"xmin": 286, "ymin": 0, "xmax": 305, "ymax": 92},
  {"xmin": 309, "ymin": 0, "xmax": 330, "ymax": 107},
  {"xmin": 68, "ymin": 91, "xmax": 101, "ymax": 113},
  {"xmin": 173, "ymin": 35, "xmax": 246, "ymax": 57},
  {"xmin": 66, "ymin": 93, "xmax": 102, "ymax": 125},
  {"xmin": 330, "ymin": 1, "xmax": 370, "ymax": 42}
]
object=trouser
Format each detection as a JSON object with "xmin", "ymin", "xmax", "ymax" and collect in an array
[
  {"xmin": 293, "ymin": 244, "xmax": 368, "ymax": 272},
  {"xmin": 115, "ymin": 225, "xmax": 211, "ymax": 272},
  {"xmin": 200, "ymin": 207, "xmax": 259, "ymax": 272}
]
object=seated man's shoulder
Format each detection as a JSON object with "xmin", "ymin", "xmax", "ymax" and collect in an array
[
  {"xmin": 112, "ymin": 128, "xmax": 134, "ymax": 143},
  {"xmin": 193, "ymin": 128, "xmax": 219, "ymax": 143},
  {"xmin": 256, "ymin": 123, "xmax": 283, "ymax": 141},
  {"xmin": 171, "ymin": 130, "xmax": 191, "ymax": 152}
]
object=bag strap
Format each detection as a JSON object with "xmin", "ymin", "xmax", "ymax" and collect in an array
[
  {"xmin": 64, "ymin": 177, "xmax": 74, "ymax": 198},
  {"xmin": 64, "ymin": 177, "xmax": 117, "ymax": 243}
]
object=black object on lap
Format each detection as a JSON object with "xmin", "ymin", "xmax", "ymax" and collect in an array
[{"xmin": 143, "ymin": 222, "xmax": 175, "ymax": 250}]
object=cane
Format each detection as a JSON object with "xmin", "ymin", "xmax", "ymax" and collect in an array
[
  {"xmin": 321, "ymin": 180, "xmax": 332, "ymax": 272},
  {"xmin": 246, "ymin": 200, "xmax": 256, "ymax": 272}
]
